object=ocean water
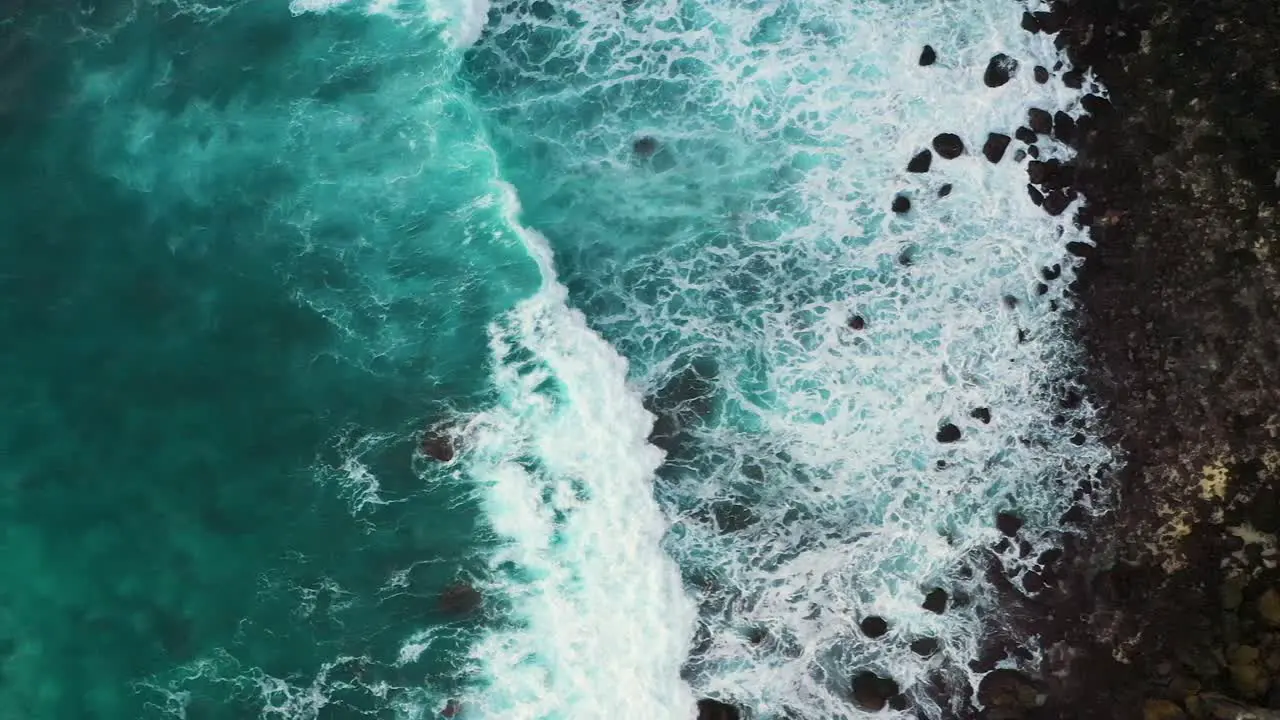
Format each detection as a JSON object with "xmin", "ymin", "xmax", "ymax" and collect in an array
[{"xmin": 0, "ymin": 0, "xmax": 1112, "ymax": 718}]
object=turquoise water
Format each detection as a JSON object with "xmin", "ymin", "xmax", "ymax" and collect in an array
[{"xmin": 0, "ymin": 0, "xmax": 1113, "ymax": 718}]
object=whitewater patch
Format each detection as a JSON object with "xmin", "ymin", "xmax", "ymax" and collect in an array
[
  {"xmin": 454, "ymin": 181, "xmax": 700, "ymax": 719},
  {"xmin": 463, "ymin": 0, "xmax": 1118, "ymax": 716},
  {"xmin": 288, "ymin": 0, "xmax": 491, "ymax": 47}
]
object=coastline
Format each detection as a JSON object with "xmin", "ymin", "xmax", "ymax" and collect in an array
[{"xmin": 995, "ymin": 0, "xmax": 1280, "ymax": 716}]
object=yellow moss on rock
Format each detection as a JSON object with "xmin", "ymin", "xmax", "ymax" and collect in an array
[{"xmin": 1200, "ymin": 462, "xmax": 1230, "ymax": 501}]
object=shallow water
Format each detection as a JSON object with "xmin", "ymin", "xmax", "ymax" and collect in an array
[{"xmin": 0, "ymin": 0, "xmax": 1111, "ymax": 717}]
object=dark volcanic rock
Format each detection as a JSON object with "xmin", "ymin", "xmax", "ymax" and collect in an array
[
  {"xmin": 938, "ymin": 183, "xmax": 953, "ymax": 197},
  {"xmin": 1027, "ymin": 184, "xmax": 1044, "ymax": 206},
  {"xmin": 1062, "ymin": 68, "xmax": 1085, "ymax": 89},
  {"xmin": 697, "ymin": 699, "xmax": 740, "ymax": 720},
  {"xmin": 1034, "ymin": 65, "xmax": 1049, "ymax": 83},
  {"xmin": 997, "ymin": 511, "xmax": 1024, "ymax": 537},
  {"xmin": 907, "ymin": 149, "xmax": 932, "ymax": 173},
  {"xmin": 971, "ymin": 406, "xmax": 992, "ymax": 424},
  {"xmin": 984, "ymin": 53, "xmax": 1018, "ymax": 87},
  {"xmin": 1015, "ymin": 126, "xmax": 1038, "ymax": 144},
  {"xmin": 936, "ymin": 423, "xmax": 961, "ymax": 443},
  {"xmin": 1034, "ymin": 9, "xmax": 1064, "ymax": 34},
  {"xmin": 932, "ymin": 133, "xmax": 965, "ymax": 159},
  {"xmin": 891, "ymin": 195, "xmax": 910, "ymax": 213},
  {"xmin": 911, "ymin": 638, "xmax": 940, "ymax": 656},
  {"xmin": 1028, "ymin": 108, "xmax": 1053, "ymax": 134},
  {"xmin": 860, "ymin": 615, "xmax": 889, "ymax": 638},
  {"xmin": 919, "ymin": 44, "xmax": 936, "ymax": 66},
  {"xmin": 632, "ymin": 136, "xmax": 658, "ymax": 157},
  {"xmin": 1021, "ymin": 11, "xmax": 1040, "ymax": 33},
  {"xmin": 852, "ymin": 671, "xmax": 900, "ymax": 712},
  {"xmin": 421, "ymin": 431, "xmax": 455, "ymax": 462},
  {"xmin": 923, "ymin": 588, "xmax": 948, "ymax": 613},
  {"xmin": 439, "ymin": 582, "xmax": 482, "ymax": 615},
  {"xmin": 983, "ymin": 133, "xmax": 1012, "ymax": 163},
  {"xmin": 1053, "ymin": 110, "xmax": 1077, "ymax": 144}
]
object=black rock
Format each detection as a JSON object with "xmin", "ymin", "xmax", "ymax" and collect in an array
[
  {"xmin": 1042, "ymin": 189, "xmax": 1072, "ymax": 216},
  {"xmin": 971, "ymin": 407, "xmax": 992, "ymax": 424},
  {"xmin": 852, "ymin": 672, "xmax": 900, "ymax": 712},
  {"xmin": 911, "ymin": 638, "xmax": 941, "ymax": 656},
  {"xmin": 923, "ymin": 588, "xmax": 948, "ymax": 613},
  {"xmin": 891, "ymin": 195, "xmax": 910, "ymax": 213},
  {"xmin": 1034, "ymin": 10, "xmax": 1063, "ymax": 34},
  {"xmin": 1053, "ymin": 111, "xmax": 1077, "ymax": 144},
  {"xmin": 439, "ymin": 583, "xmax": 482, "ymax": 615},
  {"xmin": 1027, "ymin": 184, "xmax": 1044, "ymax": 205},
  {"xmin": 996, "ymin": 511, "xmax": 1024, "ymax": 536},
  {"xmin": 848, "ymin": 314, "xmax": 866, "ymax": 330},
  {"xmin": 1015, "ymin": 126, "xmax": 1038, "ymax": 144},
  {"xmin": 697, "ymin": 699, "xmax": 741, "ymax": 720},
  {"xmin": 1003, "ymin": 294, "xmax": 1019, "ymax": 309},
  {"xmin": 1062, "ymin": 68, "xmax": 1085, "ymax": 89},
  {"xmin": 1027, "ymin": 159, "xmax": 1074, "ymax": 189},
  {"xmin": 984, "ymin": 53, "xmax": 1018, "ymax": 88},
  {"xmin": 936, "ymin": 423, "xmax": 961, "ymax": 443},
  {"xmin": 633, "ymin": 136, "xmax": 658, "ymax": 157},
  {"xmin": 1081, "ymin": 93, "xmax": 1113, "ymax": 116},
  {"xmin": 932, "ymin": 133, "xmax": 965, "ymax": 159},
  {"xmin": 1023, "ymin": 571, "xmax": 1046, "ymax": 593},
  {"xmin": 919, "ymin": 44, "xmax": 937, "ymax": 66},
  {"xmin": 983, "ymin": 133, "xmax": 1011, "ymax": 163},
  {"xmin": 860, "ymin": 616, "xmax": 889, "ymax": 638},
  {"xmin": 1020, "ymin": 11, "xmax": 1039, "ymax": 32},
  {"xmin": 898, "ymin": 248, "xmax": 914, "ymax": 266},
  {"xmin": 1042, "ymin": 263, "xmax": 1062, "ymax": 280},
  {"xmin": 938, "ymin": 183, "xmax": 953, "ymax": 197},
  {"xmin": 907, "ymin": 149, "xmax": 933, "ymax": 173},
  {"xmin": 1028, "ymin": 108, "xmax": 1053, "ymax": 134},
  {"xmin": 1066, "ymin": 241, "xmax": 1094, "ymax": 258},
  {"xmin": 889, "ymin": 695, "xmax": 909, "ymax": 711},
  {"xmin": 1028, "ymin": 144, "xmax": 1040, "ymax": 158}
]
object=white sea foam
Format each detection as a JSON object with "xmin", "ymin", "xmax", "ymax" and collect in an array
[
  {"xmin": 465, "ymin": 0, "xmax": 1117, "ymax": 717},
  {"xmin": 454, "ymin": 181, "xmax": 700, "ymax": 719}
]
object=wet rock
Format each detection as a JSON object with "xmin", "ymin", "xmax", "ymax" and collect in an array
[
  {"xmin": 938, "ymin": 183, "xmax": 953, "ymax": 197},
  {"xmin": 1042, "ymin": 190, "xmax": 1072, "ymax": 216},
  {"xmin": 852, "ymin": 671, "xmax": 900, "ymax": 712},
  {"xmin": 1023, "ymin": 571, "xmax": 1046, "ymax": 593},
  {"xmin": 644, "ymin": 358, "xmax": 717, "ymax": 456},
  {"xmin": 1028, "ymin": 184, "xmax": 1044, "ymax": 205},
  {"xmin": 923, "ymin": 587, "xmax": 948, "ymax": 613},
  {"xmin": 1258, "ymin": 588, "xmax": 1280, "ymax": 626},
  {"xmin": 997, "ymin": 511, "xmax": 1024, "ymax": 536},
  {"xmin": 1027, "ymin": 144, "xmax": 1039, "ymax": 158},
  {"xmin": 1062, "ymin": 68, "xmax": 1085, "ymax": 89},
  {"xmin": 932, "ymin": 133, "xmax": 965, "ymax": 159},
  {"xmin": 978, "ymin": 670, "xmax": 1042, "ymax": 715},
  {"xmin": 892, "ymin": 195, "xmax": 911, "ymax": 213},
  {"xmin": 1015, "ymin": 126, "xmax": 1038, "ymax": 144},
  {"xmin": 1021, "ymin": 11, "xmax": 1040, "ymax": 32},
  {"xmin": 1053, "ymin": 111, "xmax": 1077, "ymax": 144},
  {"xmin": 1042, "ymin": 264, "xmax": 1062, "ymax": 281},
  {"xmin": 936, "ymin": 423, "xmax": 962, "ymax": 443},
  {"xmin": 1080, "ymin": 93, "xmax": 1112, "ymax": 117},
  {"xmin": 907, "ymin": 149, "xmax": 933, "ymax": 173},
  {"xmin": 983, "ymin": 133, "xmax": 1012, "ymax": 163},
  {"xmin": 1143, "ymin": 699, "xmax": 1187, "ymax": 720},
  {"xmin": 1003, "ymin": 294, "xmax": 1019, "ymax": 309},
  {"xmin": 1230, "ymin": 645, "xmax": 1270, "ymax": 699},
  {"xmin": 1036, "ymin": 283, "xmax": 1049, "ymax": 296},
  {"xmin": 1034, "ymin": 65, "xmax": 1049, "ymax": 84},
  {"xmin": 984, "ymin": 53, "xmax": 1018, "ymax": 88},
  {"xmin": 848, "ymin": 314, "xmax": 866, "ymax": 330},
  {"xmin": 919, "ymin": 45, "xmax": 936, "ymax": 66},
  {"xmin": 1066, "ymin": 241, "xmax": 1093, "ymax": 258},
  {"xmin": 888, "ymin": 695, "xmax": 909, "ymax": 711},
  {"xmin": 530, "ymin": 0, "xmax": 554, "ymax": 19},
  {"xmin": 697, "ymin": 699, "xmax": 741, "ymax": 720},
  {"xmin": 421, "ymin": 432, "xmax": 456, "ymax": 462},
  {"xmin": 442, "ymin": 699, "xmax": 462, "ymax": 718},
  {"xmin": 632, "ymin": 136, "xmax": 659, "ymax": 158},
  {"xmin": 439, "ymin": 582, "xmax": 482, "ymax": 615},
  {"xmin": 1028, "ymin": 108, "xmax": 1053, "ymax": 135},
  {"xmin": 1013, "ymin": 149, "xmax": 1026, "ymax": 162},
  {"xmin": 911, "ymin": 638, "xmax": 940, "ymax": 656},
  {"xmin": 1034, "ymin": 10, "xmax": 1064, "ymax": 34},
  {"xmin": 860, "ymin": 615, "xmax": 889, "ymax": 638},
  {"xmin": 898, "ymin": 249, "xmax": 914, "ymax": 266},
  {"xmin": 971, "ymin": 407, "xmax": 992, "ymax": 424}
]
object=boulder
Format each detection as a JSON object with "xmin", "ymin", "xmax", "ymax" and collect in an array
[
  {"xmin": 907, "ymin": 149, "xmax": 933, "ymax": 173},
  {"xmin": 936, "ymin": 423, "xmax": 962, "ymax": 443},
  {"xmin": 851, "ymin": 671, "xmax": 900, "ymax": 712},
  {"xmin": 997, "ymin": 511, "xmax": 1023, "ymax": 536},
  {"xmin": 892, "ymin": 195, "xmax": 911, "ymax": 213},
  {"xmin": 860, "ymin": 615, "xmax": 889, "ymax": 638},
  {"xmin": 938, "ymin": 183, "xmax": 953, "ymax": 197},
  {"xmin": 911, "ymin": 638, "xmax": 940, "ymax": 656},
  {"xmin": 697, "ymin": 699, "xmax": 740, "ymax": 720},
  {"xmin": 971, "ymin": 407, "xmax": 992, "ymax": 424},
  {"xmin": 1062, "ymin": 68, "xmax": 1085, "ymax": 89},
  {"xmin": 1034, "ymin": 10, "xmax": 1064, "ymax": 34},
  {"xmin": 439, "ymin": 582, "xmax": 482, "ymax": 615},
  {"xmin": 1053, "ymin": 111, "xmax": 1077, "ymax": 144},
  {"xmin": 923, "ymin": 587, "xmax": 948, "ymax": 613},
  {"xmin": 1257, "ymin": 588, "xmax": 1280, "ymax": 626},
  {"xmin": 848, "ymin": 314, "xmax": 866, "ymax": 330},
  {"xmin": 984, "ymin": 53, "xmax": 1018, "ymax": 87},
  {"xmin": 1028, "ymin": 108, "xmax": 1053, "ymax": 134},
  {"xmin": 1027, "ymin": 184, "xmax": 1044, "ymax": 205},
  {"xmin": 1021, "ymin": 11, "xmax": 1039, "ymax": 32},
  {"xmin": 421, "ymin": 432, "xmax": 456, "ymax": 462},
  {"xmin": 1142, "ymin": 699, "xmax": 1187, "ymax": 720},
  {"xmin": 1015, "ymin": 126, "xmax": 1038, "ymax": 144},
  {"xmin": 919, "ymin": 45, "xmax": 937, "ymax": 66},
  {"xmin": 1034, "ymin": 65, "xmax": 1049, "ymax": 84},
  {"xmin": 932, "ymin": 133, "xmax": 965, "ymax": 159},
  {"xmin": 983, "ymin": 133, "xmax": 1012, "ymax": 163}
]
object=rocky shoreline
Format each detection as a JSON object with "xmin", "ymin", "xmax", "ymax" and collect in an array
[{"xmin": 986, "ymin": 0, "xmax": 1280, "ymax": 717}]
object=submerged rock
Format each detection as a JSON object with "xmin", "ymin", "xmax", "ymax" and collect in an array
[
  {"xmin": 919, "ymin": 44, "xmax": 937, "ymax": 66},
  {"xmin": 907, "ymin": 149, "xmax": 933, "ymax": 173},
  {"xmin": 911, "ymin": 637, "xmax": 940, "ymax": 656},
  {"xmin": 932, "ymin": 133, "xmax": 965, "ymax": 159},
  {"xmin": 978, "ymin": 670, "xmax": 1042, "ymax": 714},
  {"xmin": 421, "ymin": 431, "xmax": 456, "ymax": 462},
  {"xmin": 697, "ymin": 699, "xmax": 741, "ymax": 720},
  {"xmin": 848, "ymin": 314, "xmax": 866, "ymax": 330},
  {"xmin": 851, "ymin": 671, "xmax": 900, "ymax": 712},
  {"xmin": 632, "ymin": 135, "xmax": 659, "ymax": 158},
  {"xmin": 984, "ymin": 53, "xmax": 1018, "ymax": 87},
  {"xmin": 439, "ymin": 582, "xmax": 482, "ymax": 615}
]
